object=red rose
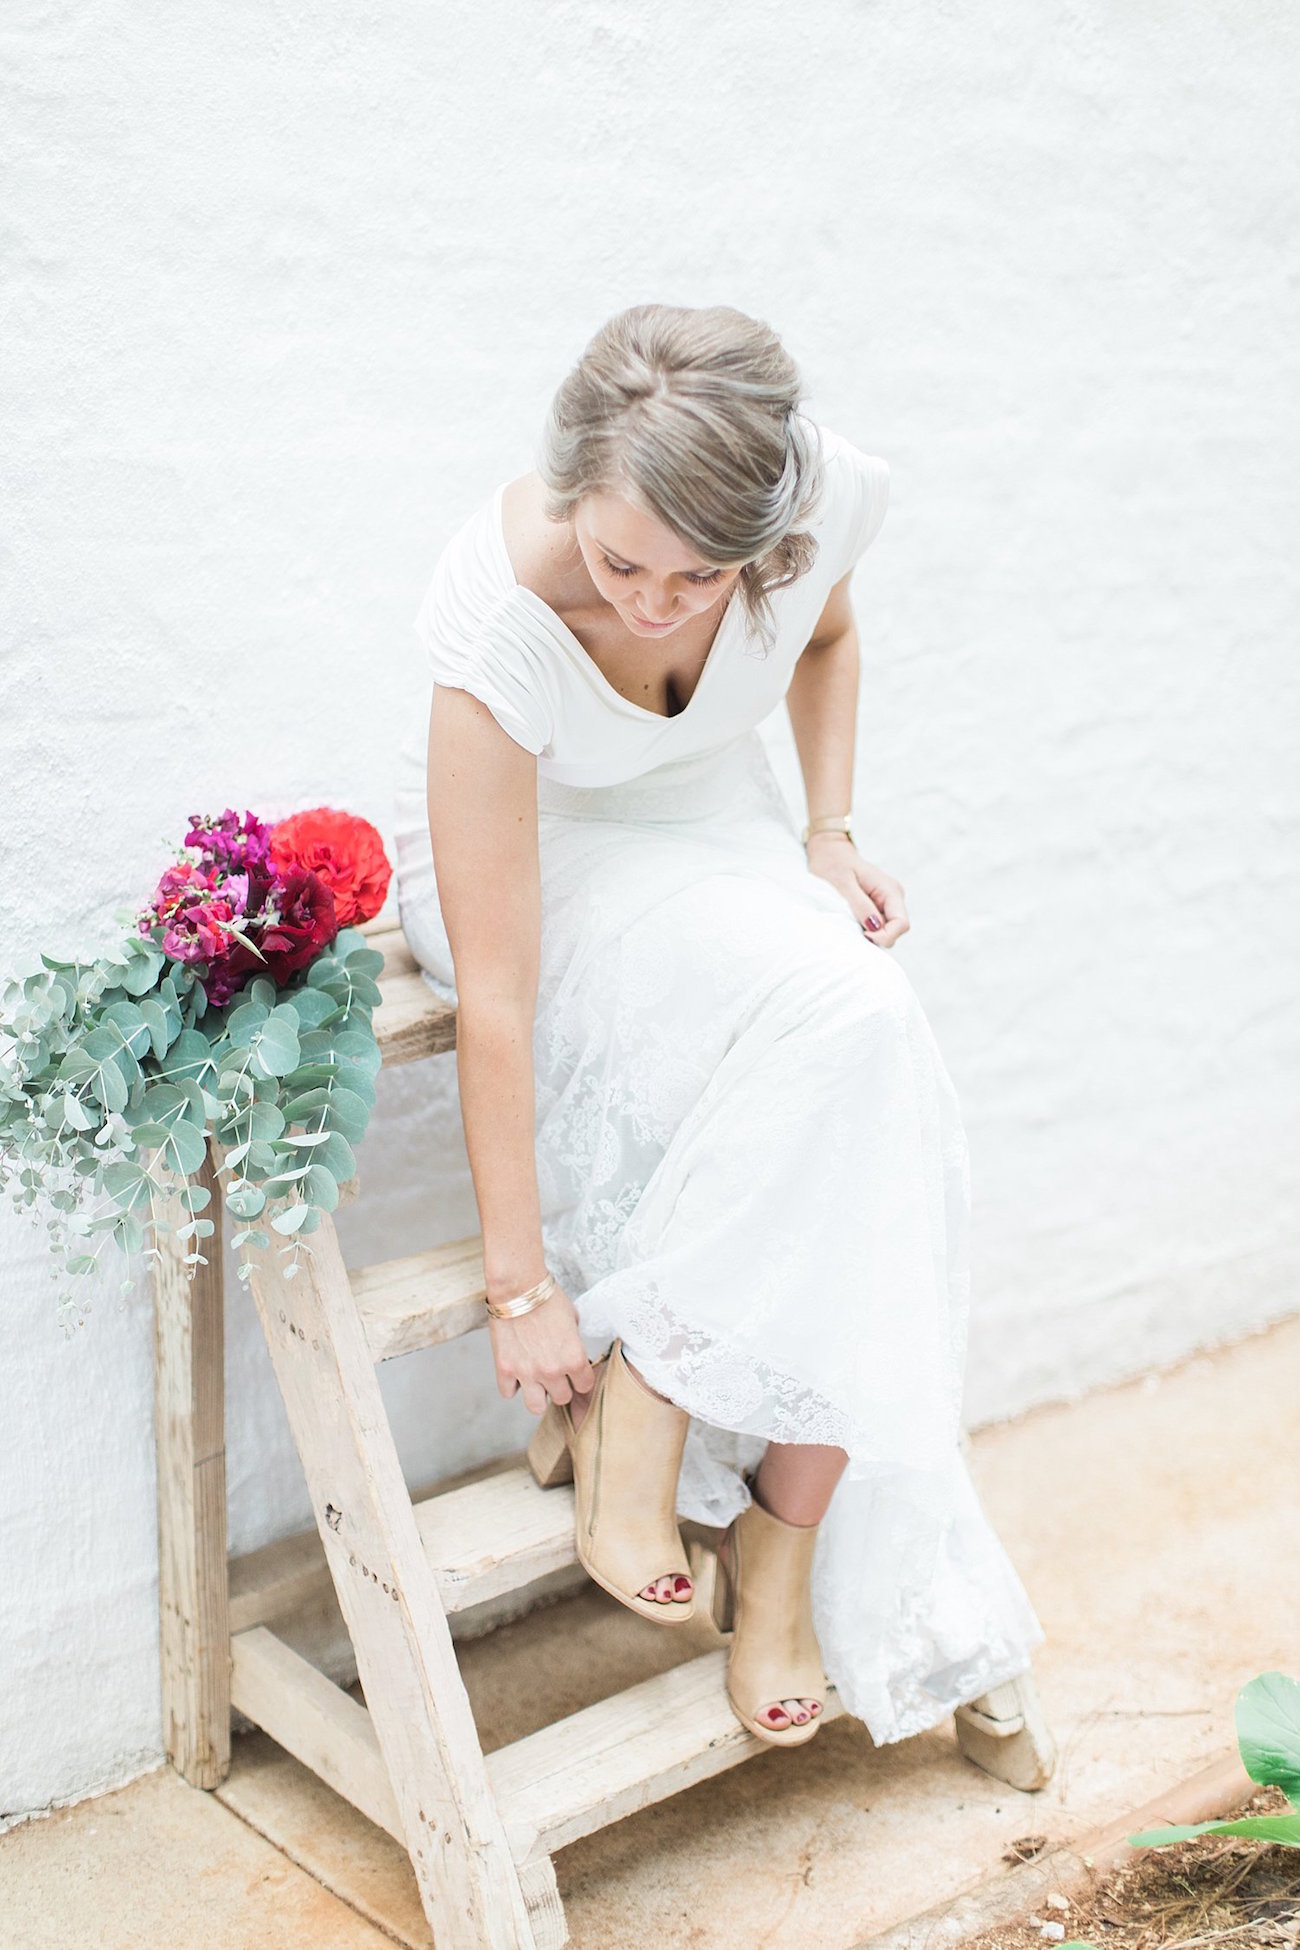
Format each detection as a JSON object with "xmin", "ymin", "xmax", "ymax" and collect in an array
[
  {"xmin": 259, "ymin": 867, "xmax": 338, "ymax": 982},
  {"xmin": 268, "ymin": 807, "xmax": 392, "ymax": 928}
]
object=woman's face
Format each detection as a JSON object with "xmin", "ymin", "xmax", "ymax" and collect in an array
[{"xmin": 572, "ymin": 489, "xmax": 745, "ymax": 638}]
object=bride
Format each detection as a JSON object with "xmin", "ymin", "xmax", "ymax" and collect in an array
[{"xmin": 393, "ymin": 300, "xmax": 1054, "ymax": 1777}]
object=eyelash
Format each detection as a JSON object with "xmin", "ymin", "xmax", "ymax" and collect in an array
[{"xmin": 602, "ymin": 555, "xmax": 725, "ymax": 586}]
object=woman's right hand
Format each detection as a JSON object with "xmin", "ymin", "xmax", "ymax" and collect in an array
[{"xmin": 489, "ymin": 1281, "xmax": 596, "ymax": 1415}]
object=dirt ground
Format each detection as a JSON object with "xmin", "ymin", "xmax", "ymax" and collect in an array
[{"xmin": 968, "ymin": 1789, "xmax": 1300, "ymax": 1950}]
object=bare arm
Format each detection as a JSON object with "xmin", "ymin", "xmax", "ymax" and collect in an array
[
  {"xmin": 426, "ymin": 685, "xmax": 595, "ymax": 1412},
  {"xmin": 785, "ymin": 570, "xmax": 910, "ymax": 948}
]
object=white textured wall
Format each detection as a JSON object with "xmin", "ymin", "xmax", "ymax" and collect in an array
[{"xmin": 2, "ymin": 2, "xmax": 1297, "ymax": 1822}]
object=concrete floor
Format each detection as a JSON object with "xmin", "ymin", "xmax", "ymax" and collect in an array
[{"xmin": 4, "ymin": 1313, "xmax": 1298, "ymax": 1950}]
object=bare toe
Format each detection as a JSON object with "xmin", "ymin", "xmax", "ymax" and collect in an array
[
  {"xmin": 760, "ymin": 1702, "xmax": 793, "ymax": 1729},
  {"xmin": 672, "ymin": 1573, "xmax": 693, "ymax": 1602}
]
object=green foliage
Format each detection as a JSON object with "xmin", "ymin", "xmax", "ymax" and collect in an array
[
  {"xmin": 1129, "ymin": 1672, "xmax": 1300, "ymax": 1851},
  {"xmin": 0, "ymin": 921, "xmax": 386, "ymax": 1323}
]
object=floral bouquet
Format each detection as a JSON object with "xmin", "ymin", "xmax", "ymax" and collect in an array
[{"xmin": 0, "ymin": 805, "xmax": 393, "ymax": 1322}]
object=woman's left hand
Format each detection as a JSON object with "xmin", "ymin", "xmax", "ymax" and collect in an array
[{"xmin": 805, "ymin": 835, "xmax": 910, "ymax": 947}]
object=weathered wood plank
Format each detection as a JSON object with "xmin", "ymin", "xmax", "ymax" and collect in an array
[
  {"xmin": 488, "ymin": 1651, "xmax": 844, "ymax": 1863},
  {"xmin": 351, "ymin": 1234, "xmax": 488, "ymax": 1361},
  {"xmin": 220, "ymin": 1136, "xmax": 539, "ymax": 1949},
  {"xmin": 413, "ymin": 1466, "xmax": 579, "ymax": 1613},
  {"xmin": 152, "ymin": 1145, "xmax": 231, "ymax": 1789},
  {"xmin": 228, "ymin": 1458, "xmax": 587, "ymax": 1677},
  {"xmin": 231, "ymin": 1627, "xmax": 568, "ymax": 1948},
  {"xmin": 364, "ymin": 920, "xmax": 457, "ymax": 1067},
  {"xmin": 230, "ymin": 1625, "xmax": 402, "ymax": 1840}
]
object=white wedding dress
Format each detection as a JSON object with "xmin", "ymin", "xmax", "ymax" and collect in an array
[{"xmin": 391, "ymin": 422, "xmax": 1044, "ymax": 1745}]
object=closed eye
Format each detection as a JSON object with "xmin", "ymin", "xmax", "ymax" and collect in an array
[{"xmin": 601, "ymin": 554, "xmax": 725, "ymax": 586}]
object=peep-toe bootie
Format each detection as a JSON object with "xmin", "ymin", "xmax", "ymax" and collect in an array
[
  {"xmin": 710, "ymin": 1484, "xmax": 827, "ymax": 1747},
  {"xmin": 954, "ymin": 1668, "xmax": 1056, "ymax": 1790},
  {"xmin": 526, "ymin": 1339, "xmax": 695, "ymax": 1625}
]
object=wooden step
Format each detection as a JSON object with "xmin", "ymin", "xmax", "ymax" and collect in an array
[
  {"xmin": 363, "ymin": 919, "xmax": 458, "ymax": 1067},
  {"xmin": 413, "ymin": 1464, "xmax": 578, "ymax": 1615},
  {"xmin": 231, "ymin": 1461, "xmax": 582, "ymax": 1665},
  {"xmin": 489, "ymin": 1650, "xmax": 843, "ymax": 1862},
  {"xmin": 231, "ymin": 1625, "xmax": 843, "ymax": 1873},
  {"xmin": 350, "ymin": 1233, "xmax": 488, "ymax": 1361}
]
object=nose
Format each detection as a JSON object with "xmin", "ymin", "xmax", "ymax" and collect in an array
[{"xmin": 639, "ymin": 587, "xmax": 677, "ymax": 622}]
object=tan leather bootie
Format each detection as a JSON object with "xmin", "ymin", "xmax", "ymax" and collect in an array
[
  {"xmin": 710, "ymin": 1485, "xmax": 826, "ymax": 1746},
  {"xmin": 526, "ymin": 1339, "xmax": 695, "ymax": 1625}
]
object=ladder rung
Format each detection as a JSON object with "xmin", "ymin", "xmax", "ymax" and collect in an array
[
  {"xmin": 365, "ymin": 920, "xmax": 458, "ymax": 1067},
  {"xmin": 488, "ymin": 1650, "xmax": 844, "ymax": 1860},
  {"xmin": 416, "ymin": 1465, "xmax": 578, "ymax": 1614},
  {"xmin": 351, "ymin": 1235, "xmax": 488, "ymax": 1360},
  {"xmin": 230, "ymin": 1625, "xmax": 402, "ymax": 1842},
  {"xmin": 230, "ymin": 1461, "xmax": 580, "ymax": 1646},
  {"xmin": 232, "ymin": 1627, "xmax": 843, "ymax": 1873}
]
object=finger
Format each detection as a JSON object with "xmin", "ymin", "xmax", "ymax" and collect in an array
[
  {"xmin": 497, "ymin": 1369, "xmax": 520, "ymax": 1400},
  {"xmin": 546, "ymin": 1374, "xmax": 573, "ymax": 1406},
  {"xmin": 570, "ymin": 1356, "xmax": 597, "ymax": 1394},
  {"xmin": 520, "ymin": 1381, "xmax": 549, "ymax": 1416},
  {"xmin": 872, "ymin": 907, "xmax": 910, "ymax": 948}
]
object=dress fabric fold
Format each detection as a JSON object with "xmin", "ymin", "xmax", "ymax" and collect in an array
[{"xmin": 395, "ymin": 724, "xmax": 1043, "ymax": 1745}]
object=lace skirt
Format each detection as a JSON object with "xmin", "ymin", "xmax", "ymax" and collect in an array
[{"xmin": 393, "ymin": 725, "xmax": 1043, "ymax": 1744}]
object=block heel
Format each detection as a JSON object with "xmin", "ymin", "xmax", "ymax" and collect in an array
[{"xmin": 526, "ymin": 1401, "xmax": 575, "ymax": 1489}]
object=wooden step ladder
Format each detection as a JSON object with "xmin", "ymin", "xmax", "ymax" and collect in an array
[{"xmin": 150, "ymin": 918, "xmax": 848, "ymax": 1950}]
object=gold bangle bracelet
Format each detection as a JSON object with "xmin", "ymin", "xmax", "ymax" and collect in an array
[
  {"xmin": 484, "ymin": 1270, "xmax": 558, "ymax": 1321},
  {"xmin": 802, "ymin": 813, "xmax": 854, "ymax": 847}
]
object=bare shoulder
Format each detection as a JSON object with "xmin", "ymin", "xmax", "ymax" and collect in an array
[{"xmin": 499, "ymin": 470, "xmax": 583, "ymax": 609}]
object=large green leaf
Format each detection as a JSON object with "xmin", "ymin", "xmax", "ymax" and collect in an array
[
  {"xmin": 1129, "ymin": 1811, "xmax": 1300, "ymax": 1849},
  {"xmin": 1236, "ymin": 1672, "xmax": 1300, "ymax": 1802}
]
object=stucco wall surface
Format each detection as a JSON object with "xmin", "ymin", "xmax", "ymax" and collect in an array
[{"xmin": 2, "ymin": 2, "xmax": 1297, "ymax": 1822}]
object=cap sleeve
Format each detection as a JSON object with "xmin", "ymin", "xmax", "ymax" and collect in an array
[
  {"xmin": 412, "ymin": 514, "xmax": 555, "ymax": 757},
  {"xmin": 822, "ymin": 432, "xmax": 890, "ymax": 582}
]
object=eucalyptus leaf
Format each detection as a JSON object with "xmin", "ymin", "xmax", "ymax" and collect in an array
[
  {"xmin": 271, "ymin": 1202, "xmax": 310, "ymax": 1234},
  {"xmin": 139, "ymin": 999, "xmax": 172, "ymax": 1059},
  {"xmin": 255, "ymin": 1015, "xmax": 300, "ymax": 1077},
  {"xmin": 285, "ymin": 988, "xmax": 337, "ymax": 1029},
  {"xmin": 303, "ymin": 1163, "xmax": 339, "ymax": 1212},
  {"xmin": 164, "ymin": 1119, "xmax": 208, "ymax": 1176},
  {"xmin": 343, "ymin": 947, "xmax": 386, "ymax": 979},
  {"xmin": 103, "ymin": 1160, "xmax": 152, "ymax": 1209},
  {"xmin": 226, "ymin": 1000, "xmax": 270, "ymax": 1049},
  {"xmin": 246, "ymin": 1100, "xmax": 286, "ymax": 1141},
  {"xmin": 226, "ymin": 1185, "xmax": 266, "ymax": 1220},
  {"xmin": 317, "ymin": 1131, "xmax": 356, "ymax": 1183},
  {"xmin": 280, "ymin": 1086, "xmax": 335, "ymax": 1123},
  {"xmin": 321, "ymin": 1086, "xmax": 371, "ymax": 1143},
  {"xmin": 59, "ymin": 1092, "xmax": 97, "ymax": 1132},
  {"xmin": 119, "ymin": 1214, "xmax": 146, "ymax": 1253}
]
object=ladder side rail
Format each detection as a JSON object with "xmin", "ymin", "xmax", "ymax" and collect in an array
[
  {"xmin": 152, "ymin": 1145, "xmax": 232, "ymax": 1788},
  {"xmin": 220, "ymin": 1140, "xmax": 541, "ymax": 1950}
]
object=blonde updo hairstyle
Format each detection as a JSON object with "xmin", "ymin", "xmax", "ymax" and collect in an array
[{"xmin": 538, "ymin": 303, "xmax": 826, "ymax": 653}]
